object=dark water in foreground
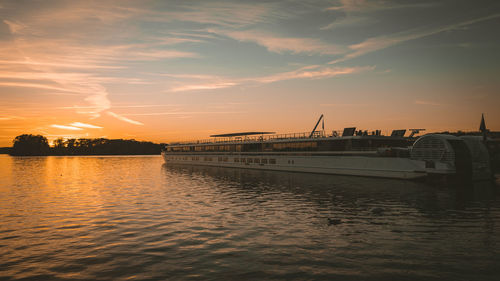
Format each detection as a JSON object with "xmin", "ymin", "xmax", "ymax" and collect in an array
[{"xmin": 1, "ymin": 155, "xmax": 499, "ymax": 281}]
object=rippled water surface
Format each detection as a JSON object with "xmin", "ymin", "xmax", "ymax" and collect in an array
[{"xmin": 1, "ymin": 155, "xmax": 499, "ymax": 280}]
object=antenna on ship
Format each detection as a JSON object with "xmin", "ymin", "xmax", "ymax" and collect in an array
[{"xmin": 309, "ymin": 114, "xmax": 324, "ymax": 138}]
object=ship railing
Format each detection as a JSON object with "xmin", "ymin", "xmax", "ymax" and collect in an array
[{"xmin": 171, "ymin": 131, "xmax": 341, "ymax": 146}]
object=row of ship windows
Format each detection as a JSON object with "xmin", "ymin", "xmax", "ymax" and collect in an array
[
  {"xmin": 168, "ymin": 156, "xmax": 277, "ymax": 164},
  {"xmin": 167, "ymin": 139, "xmax": 411, "ymax": 153},
  {"xmin": 169, "ymin": 141, "xmax": 318, "ymax": 152}
]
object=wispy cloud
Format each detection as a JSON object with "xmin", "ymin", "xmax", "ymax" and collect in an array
[
  {"xmin": 0, "ymin": 81, "xmax": 83, "ymax": 94},
  {"xmin": 0, "ymin": 27, "xmax": 200, "ymax": 120},
  {"xmin": 0, "ymin": 59, "xmax": 125, "ymax": 70},
  {"xmin": 107, "ymin": 112, "xmax": 144, "ymax": 126},
  {"xmin": 70, "ymin": 122, "xmax": 103, "ymax": 129},
  {"xmin": 158, "ymin": 73, "xmax": 221, "ymax": 80},
  {"xmin": 0, "ymin": 115, "xmax": 25, "ymax": 121},
  {"xmin": 167, "ymin": 65, "xmax": 374, "ymax": 92},
  {"xmin": 320, "ymin": 16, "xmax": 372, "ymax": 30},
  {"xmin": 5, "ymin": 1, "xmax": 280, "ymax": 35},
  {"xmin": 113, "ymin": 49, "xmax": 199, "ymax": 61},
  {"xmin": 414, "ymin": 100, "xmax": 441, "ymax": 106},
  {"xmin": 325, "ymin": 0, "xmax": 436, "ymax": 12},
  {"xmin": 320, "ymin": 103, "xmax": 369, "ymax": 107},
  {"xmin": 214, "ymin": 30, "xmax": 345, "ymax": 55},
  {"xmin": 251, "ymin": 65, "xmax": 374, "ymax": 83},
  {"xmin": 157, "ymin": 2, "xmax": 281, "ymax": 27},
  {"xmin": 3, "ymin": 19, "xmax": 26, "ymax": 34},
  {"xmin": 321, "ymin": 0, "xmax": 436, "ymax": 30},
  {"xmin": 329, "ymin": 13, "xmax": 500, "ymax": 64},
  {"xmin": 58, "ymin": 104, "xmax": 178, "ymax": 109},
  {"xmin": 51, "ymin": 124, "xmax": 84, "ymax": 131},
  {"xmin": 125, "ymin": 111, "xmax": 243, "ymax": 116},
  {"xmin": 171, "ymin": 82, "xmax": 237, "ymax": 92}
]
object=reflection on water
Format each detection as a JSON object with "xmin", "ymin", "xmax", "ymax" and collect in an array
[{"xmin": 1, "ymin": 155, "xmax": 499, "ymax": 281}]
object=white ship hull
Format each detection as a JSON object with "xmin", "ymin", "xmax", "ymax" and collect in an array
[{"xmin": 162, "ymin": 152, "xmax": 428, "ymax": 179}]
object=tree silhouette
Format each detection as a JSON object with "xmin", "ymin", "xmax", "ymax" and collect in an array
[
  {"xmin": 11, "ymin": 134, "xmax": 50, "ymax": 156},
  {"xmin": 10, "ymin": 134, "xmax": 161, "ymax": 156}
]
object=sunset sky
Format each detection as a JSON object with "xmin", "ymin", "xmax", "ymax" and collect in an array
[{"xmin": 1, "ymin": 0, "xmax": 499, "ymax": 146}]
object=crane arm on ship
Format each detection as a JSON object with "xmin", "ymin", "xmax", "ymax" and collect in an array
[{"xmin": 309, "ymin": 114, "xmax": 324, "ymax": 138}]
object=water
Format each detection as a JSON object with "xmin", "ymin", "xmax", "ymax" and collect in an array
[{"xmin": 1, "ymin": 155, "xmax": 499, "ymax": 281}]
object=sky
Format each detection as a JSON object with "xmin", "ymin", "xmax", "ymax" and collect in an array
[{"xmin": 0, "ymin": 0, "xmax": 499, "ymax": 146}]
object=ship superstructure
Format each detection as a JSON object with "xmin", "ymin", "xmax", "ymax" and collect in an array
[{"xmin": 161, "ymin": 116, "xmax": 492, "ymax": 180}]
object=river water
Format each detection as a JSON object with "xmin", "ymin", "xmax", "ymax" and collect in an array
[{"xmin": 1, "ymin": 155, "xmax": 499, "ymax": 280}]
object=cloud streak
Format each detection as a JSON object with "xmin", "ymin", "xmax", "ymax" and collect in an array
[
  {"xmin": 171, "ymin": 82, "xmax": 237, "ymax": 92},
  {"xmin": 214, "ymin": 30, "xmax": 345, "ymax": 55},
  {"xmin": 325, "ymin": 0, "xmax": 436, "ymax": 12},
  {"xmin": 329, "ymin": 13, "xmax": 500, "ymax": 64},
  {"xmin": 70, "ymin": 122, "xmax": 103, "ymax": 129},
  {"xmin": 168, "ymin": 65, "xmax": 374, "ymax": 92},
  {"xmin": 252, "ymin": 65, "xmax": 374, "ymax": 84},
  {"xmin": 107, "ymin": 112, "xmax": 144, "ymax": 126},
  {"xmin": 414, "ymin": 100, "xmax": 441, "ymax": 106},
  {"xmin": 51, "ymin": 124, "xmax": 83, "ymax": 131}
]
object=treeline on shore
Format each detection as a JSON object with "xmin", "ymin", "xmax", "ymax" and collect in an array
[{"xmin": 8, "ymin": 134, "xmax": 162, "ymax": 156}]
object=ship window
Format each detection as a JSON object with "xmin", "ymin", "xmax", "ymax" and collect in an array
[
  {"xmin": 223, "ymin": 157, "xmax": 228, "ymax": 162},
  {"xmin": 234, "ymin": 158, "xmax": 239, "ymax": 162},
  {"xmin": 254, "ymin": 158, "xmax": 260, "ymax": 164},
  {"xmin": 218, "ymin": 157, "xmax": 222, "ymax": 162},
  {"xmin": 243, "ymin": 143, "xmax": 261, "ymax": 152},
  {"xmin": 262, "ymin": 159, "xmax": 268, "ymax": 164},
  {"xmin": 324, "ymin": 140, "xmax": 347, "ymax": 151},
  {"xmin": 269, "ymin": 159, "xmax": 276, "ymax": 164},
  {"xmin": 247, "ymin": 158, "xmax": 253, "ymax": 163},
  {"xmin": 263, "ymin": 143, "xmax": 273, "ymax": 151},
  {"xmin": 195, "ymin": 146, "xmax": 202, "ymax": 151},
  {"xmin": 272, "ymin": 141, "xmax": 318, "ymax": 151},
  {"xmin": 236, "ymin": 145, "xmax": 242, "ymax": 152}
]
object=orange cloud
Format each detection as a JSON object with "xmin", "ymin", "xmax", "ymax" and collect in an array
[
  {"xmin": 170, "ymin": 82, "xmax": 237, "ymax": 92},
  {"xmin": 107, "ymin": 112, "xmax": 144, "ymax": 126},
  {"xmin": 70, "ymin": 122, "xmax": 103, "ymax": 129},
  {"xmin": 51, "ymin": 124, "xmax": 83, "ymax": 131}
]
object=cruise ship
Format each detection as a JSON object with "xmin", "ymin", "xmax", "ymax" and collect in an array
[{"xmin": 161, "ymin": 116, "xmax": 491, "ymax": 180}]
